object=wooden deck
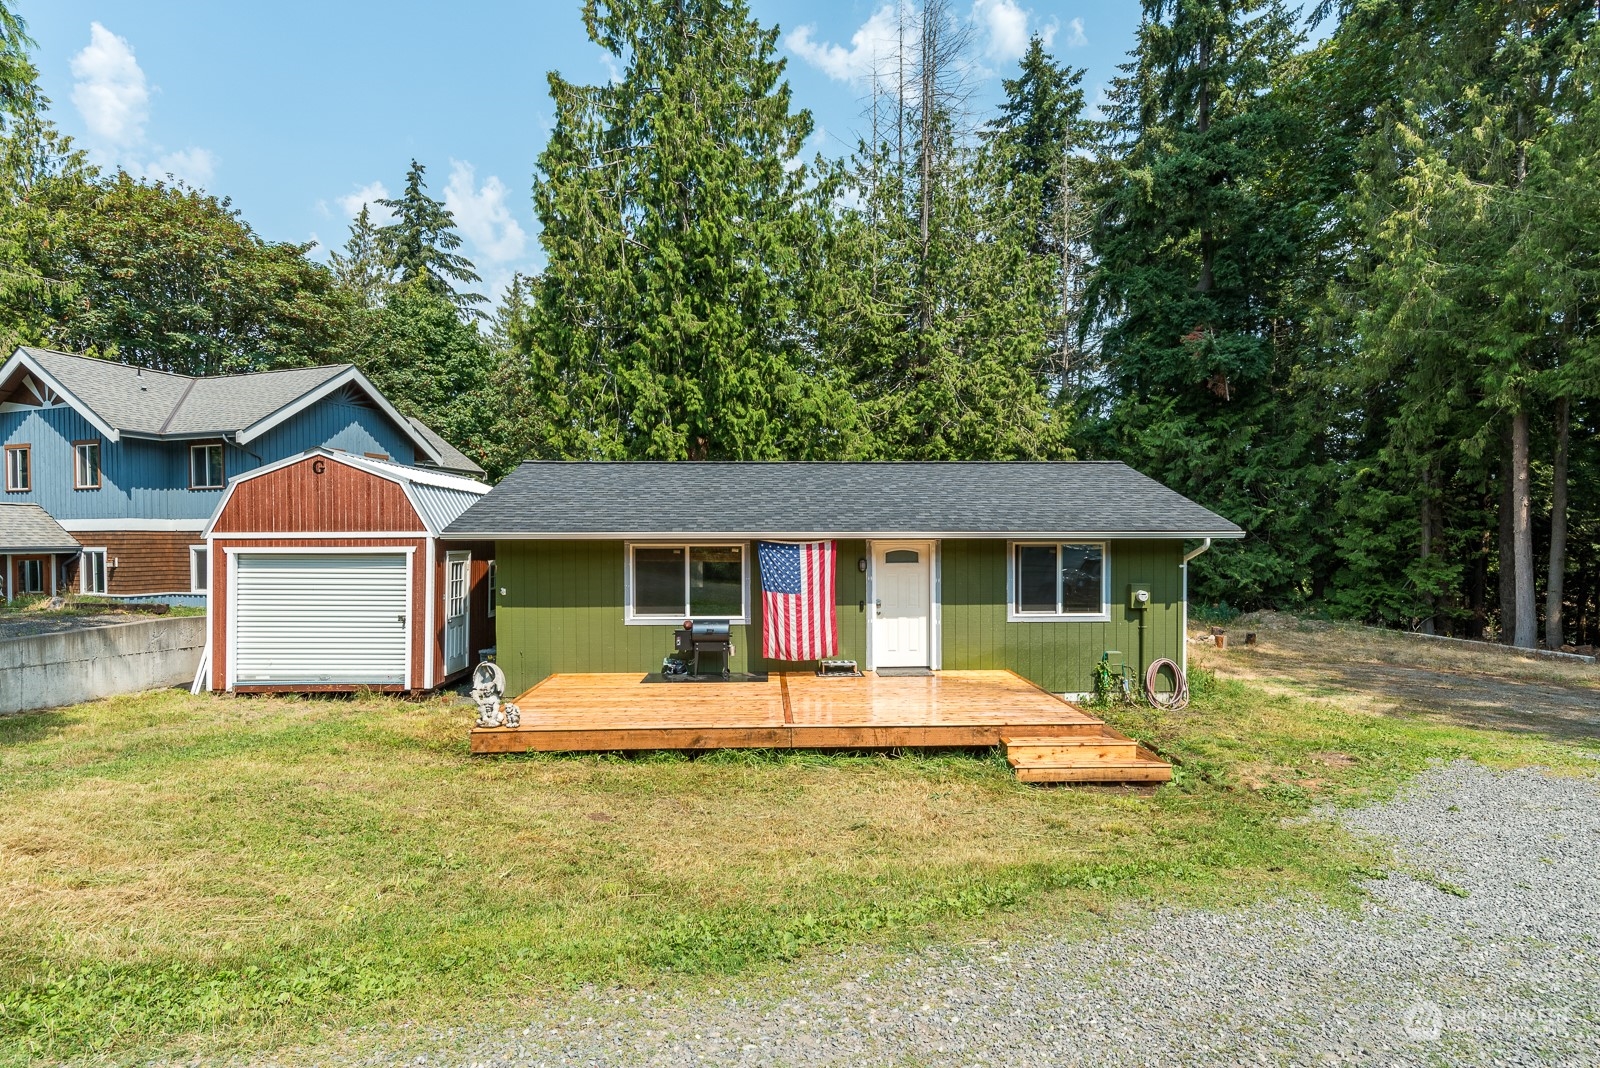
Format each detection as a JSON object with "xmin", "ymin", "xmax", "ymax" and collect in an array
[{"xmin": 474, "ymin": 669, "xmax": 1101, "ymax": 753}]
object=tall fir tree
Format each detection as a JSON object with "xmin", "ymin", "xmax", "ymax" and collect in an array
[
  {"xmin": 821, "ymin": 1, "xmax": 1069, "ymax": 460},
  {"xmin": 1083, "ymin": 0, "xmax": 1327, "ymax": 605},
  {"xmin": 983, "ymin": 35, "xmax": 1093, "ymax": 391},
  {"xmin": 329, "ymin": 204, "xmax": 392, "ymax": 308},
  {"xmin": 519, "ymin": 0, "xmax": 855, "ymax": 460},
  {"xmin": 377, "ymin": 160, "xmax": 486, "ymax": 317}
]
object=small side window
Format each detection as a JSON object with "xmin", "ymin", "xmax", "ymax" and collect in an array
[
  {"xmin": 189, "ymin": 546, "xmax": 208, "ymax": 593},
  {"xmin": 189, "ymin": 444, "xmax": 225, "ymax": 490},
  {"xmin": 74, "ymin": 441, "xmax": 102, "ymax": 490},
  {"xmin": 486, "ymin": 559, "xmax": 497, "ymax": 617},
  {"xmin": 4, "ymin": 444, "xmax": 30, "ymax": 492}
]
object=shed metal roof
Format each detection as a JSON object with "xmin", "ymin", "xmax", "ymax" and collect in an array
[
  {"xmin": 0, "ymin": 503, "xmax": 81, "ymax": 554},
  {"xmin": 443, "ymin": 462, "xmax": 1246, "ymax": 539}
]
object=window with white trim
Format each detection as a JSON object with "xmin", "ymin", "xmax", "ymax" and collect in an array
[
  {"xmin": 189, "ymin": 546, "xmax": 208, "ymax": 593},
  {"xmin": 81, "ymin": 548, "xmax": 107, "ymax": 595},
  {"xmin": 626, "ymin": 543, "xmax": 747, "ymax": 622},
  {"xmin": 17, "ymin": 557, "xmax": 43, "ymax": 594},
  {"xmin": 73, "ymin": 440, "xmax": 101, "ymax": 489},
  {"xmin": 486, "ymin": 559, "xmax": 496, "ymax": 617},
  {"xmin": 189, "ymin": 443, "xmax": 225, "ymax": 489},
  {"xmin": 1009, "ymin": 542, "xmax": 1108, "ymax": 620},
  {"xmin": 4, "ymin": 444, "xmax": 29, "ymax": 491}
]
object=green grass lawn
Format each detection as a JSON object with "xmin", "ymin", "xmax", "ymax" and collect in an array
[{"xmin": 1, "ymin": 670, "xmax": 1593, "ymax": 1064}]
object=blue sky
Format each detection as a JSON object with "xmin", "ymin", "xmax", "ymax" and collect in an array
[{"xmin": 22, "ymin": 1, "xmax": 1144, "ymax": 305}]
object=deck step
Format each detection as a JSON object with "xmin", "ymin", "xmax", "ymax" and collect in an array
[
  {"xmin": 1013, "ymin": 760, "xmax": 1174, "ymax": 784},
  {"xmin": 1004, "ymin": 737, "xmax": 1142, "ymax": 765},
  {"xmin": 1002, "ymin": 732, "xmax": 1173, "ymax": 784}
]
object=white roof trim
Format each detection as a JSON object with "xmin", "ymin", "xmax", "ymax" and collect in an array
[
  {"xmin": 1, "ymin": 348, "xmax": 121, "ymax": 441},
  {"xmin": 232, "ymin": 366, "xmax": 445, "ymax": 465},
  {"xmin": 201, "ymin": 448, "xmax": 488, "ymax": 537}
]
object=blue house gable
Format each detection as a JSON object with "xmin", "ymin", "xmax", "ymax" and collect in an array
[{"xmin": 0, "ymin": 347, "xmax": 484, "ymax": 600}]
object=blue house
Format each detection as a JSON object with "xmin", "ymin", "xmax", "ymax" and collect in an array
[{"xmin": 0, "ymin": 346, "xmax": 484, "ymax": 603}]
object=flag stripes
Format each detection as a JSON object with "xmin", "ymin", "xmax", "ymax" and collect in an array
[{"xmin": 758, "ymin": 540, "xmax": 838, "ymax": 661}]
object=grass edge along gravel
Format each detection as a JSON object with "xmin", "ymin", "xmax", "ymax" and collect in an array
[{"xmin": 1, "ymin": 667, "xmax": 1594, "ymax": 1066}]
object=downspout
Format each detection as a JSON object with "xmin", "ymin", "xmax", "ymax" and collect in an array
[{"xmin": 1179, "ymin": 539, "xmax": 1211, "ymax": 680}]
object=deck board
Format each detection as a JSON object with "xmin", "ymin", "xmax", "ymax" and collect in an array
[{"xmin": 471, "ymin": 669, "xmax": 1101, "ymax": 753}]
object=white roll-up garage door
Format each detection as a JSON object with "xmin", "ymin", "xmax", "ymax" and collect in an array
[{"xmin": 233, "ymin": 552, "xmax": 410, "ymax": 686}]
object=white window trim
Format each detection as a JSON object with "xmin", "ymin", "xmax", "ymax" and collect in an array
[
  {"xmin": 80, "ymin": 547, "xmax": 108, "ymax": 595},
  {"xmin": 1005, "ymin": 540, "xmax": 1111, "ymax": 623},
  {"xmin": 623, "ymin": 541, "xmax": 750, "ymax": 625},
  {"xmin": 73, "ymin": 441, "xmax": 101, "ymax": 490},
  {"xmin": 189, "ymin": 545, "xmax": 208, "ymax": 593},
  {"xmin": 4, "ymin": 444, "xmax": 29, "ymax": 492},
  {"xmin": 189, "ymin": 443, "xmax": 225, "ymax": 490},
  {"xmin": 486, "ymin": 559, "xmax": 496, "ymax": 618}
]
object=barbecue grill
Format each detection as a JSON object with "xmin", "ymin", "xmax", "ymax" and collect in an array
[{"xmin": 666, "ymin": 619, "xmax": 733, "ymax": 678}]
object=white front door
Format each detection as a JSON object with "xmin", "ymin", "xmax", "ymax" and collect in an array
[
  {"xmin": 872, "ymin": 541, "xmax": 932, "ymax": 668},
  {"xmin": 444, "ymin": 551, "xmax": 470, "ymax": 676}
]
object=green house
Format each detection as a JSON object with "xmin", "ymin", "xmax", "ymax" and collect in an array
[{"xmin": 444, "ymin": 462, "xmax": 1244, "ymax": 698}]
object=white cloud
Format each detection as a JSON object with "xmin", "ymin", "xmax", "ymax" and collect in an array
[
  {"xmin": 785, "ymin": 3, "xmax": 908, "ymax": 85},
  {"xmin": 973, "ymin": 0, "xmax": 1031, "ymax": 62},
  {"xmin": 70, "ymin": 21, "xmax": 219, "ymax": 189},
  {"xmin": 144, "ymin": 147, "xmax": 216, "ymax": 187},
  {"xmin": 442, "ymin": 160, "xmax": 527, "ymax": 264},
  {"xmin": 1063, "ymin": 17, "xmax": 1088, "ymax": 48},
  {"xmin": 597, "ymin": 50, "xmax": 624, "ymax": 85},
  {"xmin": 70, "ymin": 22, "xmax": 148, "ymax": 146},
  {"xmin": 337, "ymin": 180, "xmax": 395, "ymax": 225}
]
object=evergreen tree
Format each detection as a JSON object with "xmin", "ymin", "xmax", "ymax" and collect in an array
[
  {"xmin": 1083, "ymin": 0, "xmax": 1327, "ymax": 605},
  {"xmin": 377, "ymin": 160, "xmax": 486, "ymax": 317},
  {"xmin": 818, "ymin": 1, "xmax": 1068, "ymax": 460},
  {"xmin": 1320, "ymin": 0, "xmax": 1600, "ymax": 644},
  {"xmin": 984, "ymin": 36, "xmax": 1093, "ymax": 390},
  {"xmin": 520, "ymin": 0, "xmax": 853, "ymax": 460},
  {"xmin": 329, "ymin": 204, "xmax": 391, "ymax": 308},
  {"xmin": 354, "ymin": 277, "xmax": 496, "ymax": 472}
]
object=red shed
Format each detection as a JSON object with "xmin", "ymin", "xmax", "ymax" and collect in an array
[{"xmin": 200, "ymin": 449, "xmax": 494, "ymax": 692}]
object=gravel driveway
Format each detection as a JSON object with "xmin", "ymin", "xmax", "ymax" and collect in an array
[{"xmin": 280, "ymin": 762, "xmax": 1600, "ymax": 1067}]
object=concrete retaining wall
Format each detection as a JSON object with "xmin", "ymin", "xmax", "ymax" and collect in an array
[{"xmin": 0, "ymin": 616, "xmax": 206, "ymax": 715}]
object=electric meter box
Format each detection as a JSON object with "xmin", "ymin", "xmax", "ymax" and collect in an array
[{"xmin": 1128, "ymin": 584, "xmax": 1153, "ymax": 611}]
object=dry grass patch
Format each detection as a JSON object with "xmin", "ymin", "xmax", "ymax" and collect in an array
[{"xmin": 1197, "ymin": 612, "xmax": 1600, "ymax": 745}]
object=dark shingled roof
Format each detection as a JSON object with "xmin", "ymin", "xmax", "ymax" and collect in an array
[
  {"xmin": 0, "ymin": 503, "xmax": 81, "ymax": 554},
  {"xmin": 443, "ymin": 462, "xmax": 1245, "ymax": 539}
]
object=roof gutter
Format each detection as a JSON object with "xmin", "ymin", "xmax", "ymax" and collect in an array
[{"xmin": 1182, "ymin": 537, "xmax": 1212, "ymax": 564}]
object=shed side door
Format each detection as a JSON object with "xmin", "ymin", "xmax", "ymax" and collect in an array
[{"xmin": 233, "ymin": 552, "xmax": 409, "ymax": 685}]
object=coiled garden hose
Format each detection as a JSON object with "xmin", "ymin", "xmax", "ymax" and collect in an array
[{"xmin": 1144, "ymin": 658, "xmax": 1189, "ymax": 710}]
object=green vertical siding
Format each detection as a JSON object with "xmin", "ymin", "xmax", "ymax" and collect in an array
[
  {"xmin": 940, "ymin": 539, "xmax": 1185, "ymax": 693},
  {"xmin": 497, "ymin": 537, "xmax": 1182, "ymax": 697},
  {"xmin": 496, "ymin": 540, "xmax": 868, "ymax": 696}
]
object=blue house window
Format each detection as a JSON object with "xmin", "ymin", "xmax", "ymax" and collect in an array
[
  {"xmin": 189, "ymin": 444, "xmax": 225, "ymax": 489},
  {"xmin": 4, "ymin": 444, "xmax": 29, "ymax": 492},
  {"xmin": 73, "ymin": 441, "xmax": 101, "ymax": 490}
]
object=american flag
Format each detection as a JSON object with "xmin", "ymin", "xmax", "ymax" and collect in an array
[{"xmin": 758, "ymin": 541, "xmax": 838, "ymax": 661}]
